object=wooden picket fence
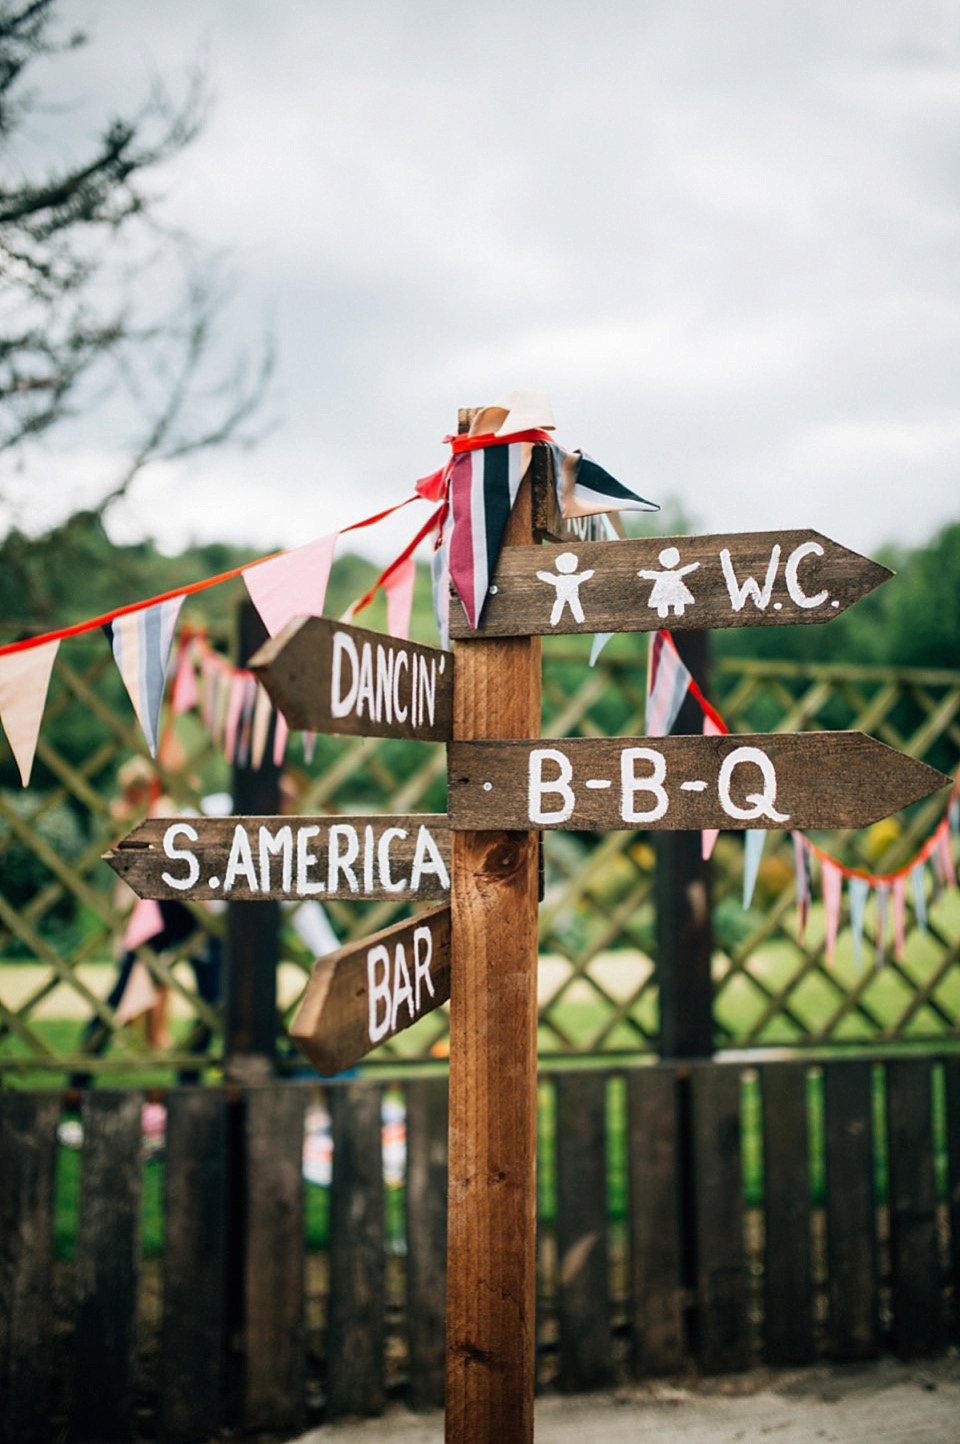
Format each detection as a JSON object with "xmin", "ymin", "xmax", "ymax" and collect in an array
[
  {"xmin": 2, "ymin": 1055, "xmax": 959, "ymax": 1442},
  {"xmin": 1, "ymin": 647, "xmax": 959, "ymax": 1078}
]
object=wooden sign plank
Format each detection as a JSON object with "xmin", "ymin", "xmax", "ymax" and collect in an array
[
  {"xmin": 449, "ymin": 529, "xmax": 892, "ymax": 638},
  {"xmin": 290, "ymin": 904, "xmax": 450, "ymax": 1075},
  {"xmin": 249, "ymin": 615, "xmax": 453, "ymax": 741},
  {"xmin": 104, "ymin": 814, "xmax": 451, "ymax": 902},
  {"xmin": 448, "ymin": 733, "xmax": 949, "ymax": 832}
]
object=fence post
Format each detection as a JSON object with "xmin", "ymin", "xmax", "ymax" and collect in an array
[
  {"xmin": 224, "ymin": 599, "xmax": 281, "ymax": 1081},
  {"xmin": 655, "ymin": 629, "xmax": 714, "ymax": 1059}
]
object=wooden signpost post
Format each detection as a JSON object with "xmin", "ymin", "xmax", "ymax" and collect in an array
[{"xmin": 111, "ymin": 413, "xmax": 951, "ymax": 1444}]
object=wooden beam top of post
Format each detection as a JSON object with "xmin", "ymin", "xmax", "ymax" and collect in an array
[
  {"xmin": 104, "ymin": 815, "xmax": 451, "ymax": 901},
  {"xmin": 448, "ymin": 733, "xmax": 949, "ymax": 832},
  {"xmin": 290, "ymin": 904, "xmax": 450, "ymax": 1075},
  {"xmin": 248, "ymin": 615, "xmax": 453, "ymax": 742},
  {"xmin": 450, "ymin": 530, "xmax": 892, "ymax": 638}
]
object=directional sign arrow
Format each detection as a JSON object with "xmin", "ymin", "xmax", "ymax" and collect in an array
[
  {"xmin": 448, "ymin": 734, "xmax": 949, "ymax": 832},
  {"xmin": 449, "ymin": 530, "xmax": 892, "ymax": 639},
  {"xmin": 104, "ymin": 814, "xmax": 451, "ymax": 902},
  {"xmin": 290, "ymin": 904, "xmax": 451, "ymax": 1075},
  {"xmin": 248, "ymin": 615, "xmax": 453, "ymax": 742}
]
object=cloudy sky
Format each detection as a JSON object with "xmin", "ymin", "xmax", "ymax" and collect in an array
[{"xmin": 5, "ymin": 0, "xmax": 959, "ymax": 565}]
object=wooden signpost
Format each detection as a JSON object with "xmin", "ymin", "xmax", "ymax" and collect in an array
[
  {"xmin": 111, "ymin": 412, "xmax": 952, "ymax": 1444},
  {"xmin": 448, "ymin": 734, "xmax": 947, "ymax": 832},
  {"xmin": 290, "ymin": 904, "xmax": 451, "ymax": 1074},
  {"xmin": 250, "ymin": 614, "xmax": 453, "ymax": 740},
  {"xmin": 450, "ymin": 530, "xmax": 892, "ymax": 639},
  {"xmin": 105, "ymin": 814, "xmax": 451, "ymax": 901}
]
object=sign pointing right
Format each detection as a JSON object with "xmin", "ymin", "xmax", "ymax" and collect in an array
[
  {"xmin": 448, "ymin": 733, "xmax": 950, "ymax": 832},
  {"xmin": 450, "ymin": 529, "xmax": 892, "ymax": 638}
]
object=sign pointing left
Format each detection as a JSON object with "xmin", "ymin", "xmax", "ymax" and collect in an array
[
  {"xmin": 249, "ymin": 615, "xmax": 454, "ymax": 742},
  {"xmin": 290, "ymin": 905, "xmax": 451, "ymax": 1074}
]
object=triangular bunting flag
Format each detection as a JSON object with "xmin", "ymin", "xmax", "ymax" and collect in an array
[
  {"xmin": 848, "ymin": 876, "xmax": 870, "ymax": 972},
  {"xmin": 242, "ymin": 534, "xmax": 337, "ymax": 637},
  {"xmin": 701, "ymin": 714, "xmax": 724, "ymax": 861},
  {"xmin": 170, "ymin": 638, "xmax": 199, "ymax": 715},
  {"xmin": 892, "ymin": 874, "xmax": 907, "ymax": 960},
  {"xmin": 273, "ymin": 708, "xmax": 289, "ymax": 767},
  {"xmin": 912, "ymin": 860, "xmax": 928, "ymax": 931},
  {"xmin": 103, "ymin": 597, "xmax": 183, "ymax": 756},
  {"xmin": 792, "ymin": 832, "xmax": 812, "ymax": 944},
  {"xmin": 431, "ymin": 533, "xmax": 451, "ymax": 649},
  {"xmin": 385, "ymin": 553, "xmax": 417, "ymax": 640},
  {"xmin": 822, "ymin": 858, "xmax": 844, "ymax": 966},
  {"xmin": 0, "ymin": 638, "xmax": 60, "ymax": 786},
  {"xmin": 448, "ymin": 441, "xmax": 528, "ymax": 628},
  {"xmin": 547, "ymin": 441, "xmax": 658, "ymax": 518},
  {"xmin": 874, "ymin": 881, "xmax": 889, "ymax": 965},
  {"xmin": 589, "ymin": 632, "xmax": 614, "ymax": 667},
  {"xmin": 645, "ymin": 631, "xmax": 691, "ymax": 736},
  {"xmin": 742, "ymin": 830, "xmax": 765, "ymax": 909},
  {"xmin": 250, "ymin": 684, "xmax": 273, "ymax": 770},
  {"xmin": 935, "ymin": 826, "xmax": 956, "ymax": 890}
]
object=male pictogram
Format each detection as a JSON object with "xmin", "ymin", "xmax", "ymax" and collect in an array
[{"xmin": 536, "ymin": 551, "xmax": 595, "ymax": 625}]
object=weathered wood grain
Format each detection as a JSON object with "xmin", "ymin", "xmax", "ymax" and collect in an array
[
  {"xmin": 159, "ymin": 1089, "xmax": 229, "ymax": 1443},
  {"xmin": 290, "ymin": 904, "xmax": 451, "ymax": 1075},
  {"xmin": 105, "ymin": 813, "xmax": 451, "ymax": 901},
  {"xmin": 823, "ymin": 1061, "xmax": 879, "ymax": 1360},
  {"xmin": 249, "ymin": 615, "xmax": 453, "ymax": 741},
  {"xmin": 327, "ymin": 1083, "xmax": 385, "ymax": 1419},
  {"xmin": 448, "ymin": 733, "xmax": 948, "ymax": 832},
  {"xmin": 71, "ymin": 1091, "xmax": 142, "ymax": 1443},
  {"xmin": 243, "ymin": 1086, "xmax": 306, "ymax": 1431},
  {"xmin": 691, "ymin": 1066, "xmax": 748, "ymax": 1374},
  {"xmin": 885, "ymin": 1058, "xmax": 943, "ymax": 1357},
  {"xmin": 450, "ymin": 529, "xmax": 892, "ymax": 638},
  {"xmin": 626, "ymin": 1067, "xmax": 686, "ymax": 1376},
  {"xmin": 554, "ymin": 1072, "xmax": 614, "ymax": 1391},
  {"xmin": 405, "ymin": 1077, "xmax": 449, "ymax": 1411},
  {"xmin": 445, "ymin": 452, "xmax": 541, "ymax": 1444},
  {"xmin": 0, "ymin": 1092, "xmax": 59, "ymax": 1444},
  {"xmin": 761, "ymin": 1064, "xmax": 815, "ymax": 1365}
]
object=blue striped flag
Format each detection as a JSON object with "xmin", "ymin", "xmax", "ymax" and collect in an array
[{"xmin": 103, "ymin": 597, "xmax": 184, "ymax": 755}]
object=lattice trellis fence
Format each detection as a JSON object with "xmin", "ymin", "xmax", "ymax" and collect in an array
[{"xmin": 1, "ymin": 638, "xmax": 958, "ymax": 1079}]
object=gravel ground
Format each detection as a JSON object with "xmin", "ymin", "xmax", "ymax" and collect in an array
[{"xmin": 290, "ymin": 1354, "xmax": 960, "ymax": 1444}]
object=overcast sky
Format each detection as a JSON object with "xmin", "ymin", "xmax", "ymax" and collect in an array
[{"xmin": 5, "ymin": 1, "xmax": 959, "ymax": 565}]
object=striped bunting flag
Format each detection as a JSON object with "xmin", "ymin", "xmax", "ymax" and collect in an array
[
  {"xmin": 103, "ymin": 597, "xmax": 184, "ymax": 755},
  {"xmin": 546, "ymin": 441, "xmax": 657, "ymax": 518},
  {"xmin": 448, "ymin": 441, "xmax": 527, "ymax": 628},
  {"xmin": 644, "ymin": 630, "xmax": 691, "ymax": 737},
  {"xmin": 0, "ymin": 637, "xmax": 60, "ymax": 785}
]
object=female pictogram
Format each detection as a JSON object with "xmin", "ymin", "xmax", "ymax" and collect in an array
[{"xmin": 637, "ymin": 546, "xmax": 700, "ymax": 618}]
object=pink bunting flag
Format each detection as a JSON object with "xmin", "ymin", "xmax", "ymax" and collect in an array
[
  {"xmin": 273, "ymin": 708, "xmax": 289, "ymax": 767},
  {"xmin": 874, "ymin": 881, "xmax": 889, "ymax": 965},
  {"xmin": 385, "ymin": 553, "xmax": 417, "ymax": 640},
  {"xmin": 792, "ymin": 831, "xmax": 811, "ymax": 944},
  {"xmin": 702, "ymin": 714, "xmax": 723, "ymax": 861},
  {"xmin": 123, "ymin": 897, "xmax": 164, "ymax": 951},
  {"xmin": 223, "ymin": 673, "xmax": 248, "ymax": 764},
  {"xmin": 0, "ymin": 638, "xmax": 60, "ymax": 785},
  {"xmin": 935, "ymin": 826, "xmax": 956, "ymax": 890},
  {"xmin": 822, "ymin": 858, "xmax": 844, "ymax": 966},
  {"xmin": 250, "ymin": 685, "xmax": 273, "ymax": 770},
  {"xmin": 892, "ymin": 874, "xmax": 907, "ymax": 960},
  {"xmin": 170, "ymin": 639, "xmax": 199, "ymax": 714},
  {"xmin": 242, "ymin": 533, "xmax": 337, "ymax": 637}
]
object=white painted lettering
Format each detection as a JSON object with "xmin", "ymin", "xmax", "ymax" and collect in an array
[
  {"xmin": 259, "ymin": 825, "xmax": 293, "ymax": 892},
  {"xmin": 528, "ymin": 747, "xmax": 576, "ymax": 824},
  {"xmin": 784, "ymin": 541, "xmax": 828, "ymax": 609},
  {"xmin": 393, "ymin": 651, "xmax": 410, "ymax": 722},
  {"xmin": 620, "ymin": 747, "xmax": 669, "ymax": 823},
  {"xmin": 363, "ymin": 823, "xmax": 375, "ymax": 894},
  {"xmin": 330, "ymin": 630, "xmax": 359, "ymax": 717},
  {"xmin": 367, "ymin": 944, "xmax": 392, "ymax": 1043},
  {"xmin": 161, "ymin": 822, "xmax": 200, "ymax": 890},
  {"xmin": 390, "ymin": 942, "xmax": 414, "ymax": 1030},
  {"xmin": 378, "ymin": 827, "xmax": 408, "ymax": 893},
  {"xmin": 410, "ymin": 826, "xmax": 450, "ymax": 893},
  {"xmin": 717, "ymin": 746, "xmax": 790, "ymax": 823},
  {"xmin": 224, "ymin": 825, "xmax": 259, "ymax": 892},
  {"xmin": 413, "ymin": 925, "xmax": 436, "ymax": 1011},
  {"xmin": 296, "ymin": 824, "xmax": 325, "ymax": 895},
  {"xmin": 375, "ymin": 644, "xmax": 395, "ymax": 724},
  {"xmin": 418, "ymin": 655, "xmax": 437, "ymax": 729},
  {"xmin": 720, "ymin": 545, "xmax": 781, "ymax": 612},
  {"xmin": 327, "ymin": 823, "xmax": 360, "ymax": 893},
  {"xmin": 355, "ymin": 642, "xmax": 375, "ymax": 719}
]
